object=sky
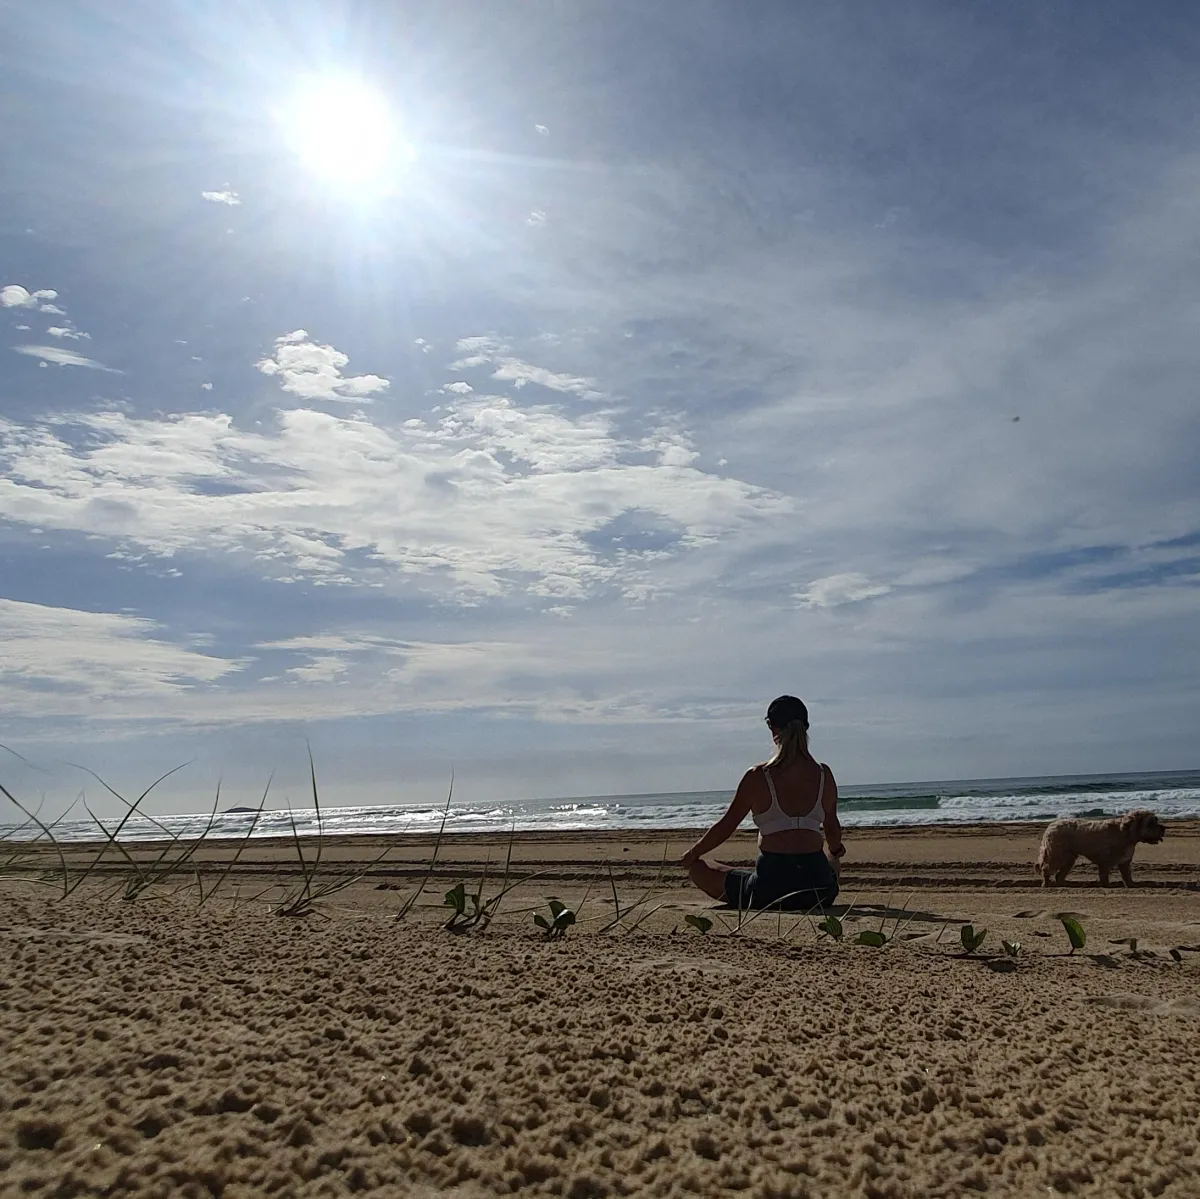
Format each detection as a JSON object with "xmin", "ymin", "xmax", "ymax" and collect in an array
[{"xmin": 2, "ymin": 1, "xmax": 1199, "ymax": 820}]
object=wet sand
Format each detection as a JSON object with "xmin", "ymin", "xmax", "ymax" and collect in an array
[{"xmin": 3, "ymin": 822, "xmax": 1199, "ymax": 1197}]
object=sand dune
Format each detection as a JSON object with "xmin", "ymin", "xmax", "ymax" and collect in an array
[{"xmin": 3, "ymin": 822, "xmax": 1199, "ymax": 1197}]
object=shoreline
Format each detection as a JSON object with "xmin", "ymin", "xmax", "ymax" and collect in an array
[
  {"xmin": 8, "ymin": 818, "xmax": 1199, "ymax": 892},
  {"xmin": 13, "ymin": 812, "xmax": 1200, "ymax": 843},
  {"xmin": 10, "ymin": 811, "xmax": 1200, "ymax": 843}
]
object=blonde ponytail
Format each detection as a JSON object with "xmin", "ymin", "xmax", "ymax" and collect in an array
[{"xmin": 765, "ymin": 718, "xmax": 809, "ymax": 769}]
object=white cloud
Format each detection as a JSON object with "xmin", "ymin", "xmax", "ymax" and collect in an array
[
  {"xmin": 491, "ymin": 360, "xmax": 599, "ymax": 398},
  {"xmin": 796, "ymin": 573, "xmax": 892, "ymax": 609},
  {"xmin": 0, "ymin": 598, "xmax": 240, "ymax": 714},
  {"xmin": 256, "ymin": 330, "xmax": 389, "ymax": 403},
  {"xmin": 4, "ymin": 283, "xmax": 80, "ymax": 333},
  {"xmin": 527, "ymin": 210, "xmax": 547, "ymax": 226},
  {"xmin": 449, "ymin": 395, "xmax": 618, "ymax": 474},
  {"xmin": 456, "ymin": 336, "xmax": 504, "ymax": 352},
  {"xmin": 659, "ymin": 444, "xmax": 698, "ymax": 467},
  {"xmin": 201, "ymin": 189, "xmax": 241, "ymax": 205},
  {"xmin": 285, "ymin": 656, "xmax": 347, "ymax": 683},
  {"xmin": 249, "ymin": 631, "xmax": 686, "ymax": 723},
  {"xmin": 535, "ymin": 124, "xmax": 549, "ymax": 136},
  {"xmin": 1, "ymin": 285, "xmax": 56, "ymax": 308},
  {"xmin": 441, "ymin": 382, "xmax": 473, "ymax": 395},
  {"xmin": 47, "ymin": 326, "xmax": 91, "ymax": 340},
  {"xmin": 0, "ymin": 393, "xmax": 789, "ymax": 602},
  {"xmin": 641, "ymin": 423, "xmax": 700, "ymax": 468},
  {"xmin": 0, "ymin": 619, "xmax": 764, "ymax": 734},
  {"xmin": 13, "ymin": 345, "xmax": 117, "ymax": 371},
  {"xmin": 450, "ymin": 335, "xmax": 601, "ymax": 399}
]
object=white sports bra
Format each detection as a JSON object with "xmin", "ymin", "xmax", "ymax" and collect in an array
[{"xmin": 752, "ymin": 764, "xmax": 826, "ymax": 836}]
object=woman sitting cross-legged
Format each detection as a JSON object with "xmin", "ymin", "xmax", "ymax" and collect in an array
[{"xmin": 681, "ymin": 695, "xmax": 844, "ymax": 911}]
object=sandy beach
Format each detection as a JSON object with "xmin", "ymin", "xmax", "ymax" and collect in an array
[{"xmin": 3, "ymin": 821, "xmax": 1199, "ymax": 1197}]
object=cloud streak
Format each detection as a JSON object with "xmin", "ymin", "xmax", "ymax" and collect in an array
[
  {"xmin": 0, "ymin": 598, "xmax": 240, "ymax": 716},
  {"xmin": 796, "ymin": 574, "xmax": 891, "ymax": 609},
  {"xmin": 452, "ymin": 336, "xmax": 602, "ymax": 399},
  {"xmin": 13, "ymin": 344, "xmax": 116, "ymax": 370}
]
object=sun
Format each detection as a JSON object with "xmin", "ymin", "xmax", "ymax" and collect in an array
[{"xmin": 279, "ymin": 75, "xmax": 413, "ymax": 193}]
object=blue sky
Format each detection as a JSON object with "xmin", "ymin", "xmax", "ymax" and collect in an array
[{"xmin": 2, "ymin": 1, "xmax": 1198, "ymax": 818}]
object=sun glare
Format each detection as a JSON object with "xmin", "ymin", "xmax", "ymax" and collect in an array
[{"xmin": 279, "ymin": 75, "xmax": 413, "ymax": 193}]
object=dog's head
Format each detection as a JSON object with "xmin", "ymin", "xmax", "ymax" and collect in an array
[{"xmin": 1120, "ymin": 809, "xmax": 1166, "ymax": 844}]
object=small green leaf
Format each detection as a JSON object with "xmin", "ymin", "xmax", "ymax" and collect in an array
[
  {"xmin": 533, "ymin": 913, "xmax": 550, "ymax": 930},
  {"xmin": 685, "ymin": 914, "xmax": 713, "ymax": 935},
  {"xmin": 1129, "ymin": 937, "xmax": 1137, "ymax": 954},
  {"xmin": 1169, "ymin": 948, "xmax": 1182, "ymax": 963},
  {"xmin": 1001, "ymin": 939, "xmax": 1021, "ymax": 957},
  {"xmin": 960, "ymin": 925, "xmax": 988, "ymax": 954},
  {"xmin": 547, "ymin": 898, "xmax": 567, "ymax": 919},
  {"xmin": 817, "ymin": 915, "xmax": 844, "ymax": 941},
  {"xmin": 854, "ymin": 930, "xmax": 888, "ymax": 948},
  {"xmin": 552, "ymin": 908, "xmax": 576, "ymax": 930},
  {"xmin": 1060, "ymin": 915, "xmax": 1086, "ymax": 952},
  {"xmin": 443, "ymin": 883, "xmax": 466, "ymax": 914}
]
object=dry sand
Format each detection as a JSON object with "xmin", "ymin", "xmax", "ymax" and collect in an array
[{"xmin": 3, "ymin": 822, "xmax": 1199, "ymax": 1197}]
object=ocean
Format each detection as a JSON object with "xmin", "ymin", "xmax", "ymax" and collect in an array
[{"xmin": 5, "ymin": 768, "xmax": 1198, "ymax": 843}]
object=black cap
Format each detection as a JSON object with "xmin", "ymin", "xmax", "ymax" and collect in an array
[{"xmin": 766, "ymin": 695, "xmax": 809, "ymax": 730}]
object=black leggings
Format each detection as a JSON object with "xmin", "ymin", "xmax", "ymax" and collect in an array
[{"xmin": 723, "ymin": 850, "xmax": 839, "ymax": 911}]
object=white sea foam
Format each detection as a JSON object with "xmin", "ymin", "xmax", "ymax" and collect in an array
[{"xmin": 5, "ymin": 771, "xmax": 1198, "ymax": 843}]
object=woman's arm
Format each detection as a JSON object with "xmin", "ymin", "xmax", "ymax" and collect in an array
[
  {"xmin": 822, "ymin": 766, "xmax": 845, "ymax": 856},
  {"xmin": 680, "ymin": 771, "xmax": 757, "ymax": 867}
]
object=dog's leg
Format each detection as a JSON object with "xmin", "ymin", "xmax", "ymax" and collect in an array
[
  {"xmin": 1053, "ymin": 855, "xmax": 1076, "ymax": 886},
  {"xmin": 1097, "ymin": 864, "xmax": 1111, "ymax": 887},
  {"xmin": 1118, "ymin": 860, "xmax": 1134, "ymax": 887}
]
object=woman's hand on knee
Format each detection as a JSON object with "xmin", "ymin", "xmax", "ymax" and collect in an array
[{"xmin": 680, "ymin": 846, "xmax": 701, "ymax": 869}]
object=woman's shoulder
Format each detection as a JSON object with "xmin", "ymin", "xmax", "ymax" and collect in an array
[{"xmin": 739, "ymin": 764, "xmax": 772, "ymax": 790}]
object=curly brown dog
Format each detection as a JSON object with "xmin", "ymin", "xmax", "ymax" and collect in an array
[{"xmin": 1036, "ymin": 809, "xmax": 1166, "ymax": 887}]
